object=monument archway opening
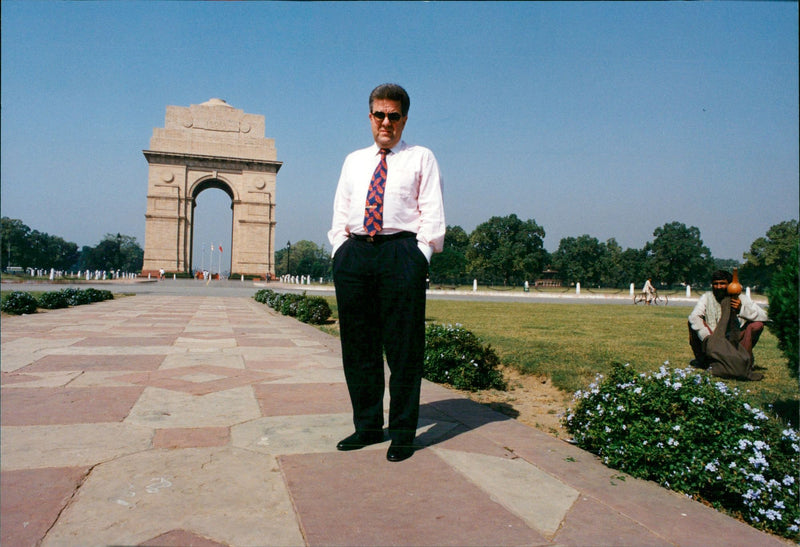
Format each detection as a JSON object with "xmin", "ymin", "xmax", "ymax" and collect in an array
[
  {"xmin": 190, "ymin": 182, "xmax": 234, "ymax": 276},
  {"xmin": 142, "ymin": 99, "xmax": 281, "ymax": 279}
]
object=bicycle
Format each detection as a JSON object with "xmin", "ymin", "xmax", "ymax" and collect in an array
[{"xmin": 633, "ymin": 291, "xmax": 668, "ymax": 306}]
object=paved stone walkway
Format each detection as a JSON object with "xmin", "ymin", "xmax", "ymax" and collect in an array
[{"xmin": 0, "ymin": 295, "xmax": 787, "ymax": 546}]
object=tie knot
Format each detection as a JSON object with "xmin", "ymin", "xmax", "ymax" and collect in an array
[{"xmin": 379, "ymin": 148, "xmax": 390, "ymax": 156}]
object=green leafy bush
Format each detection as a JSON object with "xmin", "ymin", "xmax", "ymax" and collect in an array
[
  {"xmin": 423, "ymin": 323, "xmax": 506, "ymax": 391},
  {"xmin": 564, "ymin": 362, "xmax": 799, "ymax": 540},
  {"xmin": 60, "ymin": 288, "xmax": 91, "ymax": 306},
  {"xmin": 83, "ymin": 288, "xmax": 113, "ymax": 303},
  {"xmin": 38, "ymin": 291, "xmax": 70, "ymax": 309},
  {"xmin": 295, "ymin": 295, "xmax": 332, "ymax": 325},
  {"xmin": 253, "ymin": 290, "xmax": 332, "ymax": 325},
  {"xmin": 767, "ymin": 245, "xmax": 798, "ymax": 377},
  {"xmin": 1, "ymin": 291, "xmax": 39, "ymax": 315},
  {"xmin": 254, "ymin": 289, "xmax": 273, "ymax": 304}
]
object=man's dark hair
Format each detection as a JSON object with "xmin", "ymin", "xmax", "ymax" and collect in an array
[
  {"xmin": 369, "ymin": 83, "xmax": 410, "ymax": 116},
  {"xmin": 711, "ymin": 270, "xmax": 733, "ymax": 283}
]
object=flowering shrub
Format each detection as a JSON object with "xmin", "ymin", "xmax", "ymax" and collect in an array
[
  {"xmin": 60, "ymin": 288, "xmax": 92, "ymax": 306},
  {"xmin": 253, "ymin": 289, "xmax": 331, "ymax": 325},
  {"xmin": 1, "ymin": 291, "xmax": 39, "ymax": 315},
  {"xmin": 423, "ymin": 323, "xmax": 506, "ymax": 391},
  {"xmin": 564, "ymin": 362, "xmax": 799, "ymax": 540},
  {"xmin": 37, "ymin": 290, "xmax": 71, "ymax": 309}
]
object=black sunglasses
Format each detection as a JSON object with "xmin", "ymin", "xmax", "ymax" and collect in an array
[{"xmin": 372, "ymin": 111, "xmax": 403, "ymax": 122}]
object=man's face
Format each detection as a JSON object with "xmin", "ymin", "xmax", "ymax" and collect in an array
[
  {"xmin": 370, "ymin": 99, "xmax": 407, "ymax": 149},
  {"xmin": 712, "ymin": 279, "xmax": 729, "ymax": 302}
]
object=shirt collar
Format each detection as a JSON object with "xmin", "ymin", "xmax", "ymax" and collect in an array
[{"xmin": 371, "ymin": 140, "xmax": 406, "ymax": 155}]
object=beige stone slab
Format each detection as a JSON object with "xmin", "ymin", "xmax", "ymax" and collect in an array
[
  {"xmin": 234, "ymin": 346, "xmax": 323, "ymax": 360},
  {"xmin": 433, "ymin": 447, "xmax": 579, "ymax": 538},
  {"xmin": 160, "ymin": 352, "xmax": 245, "ymax": 370},
  {"xmin": 62, "ymin": 371, "xmax": 149, "ymax": 388},
  {"xmin": 232, "ymin": 413, "xmax": 379, "ymax": 455},
  {"xmin": 263, "ymin": 366, "xmax": 346, "ymax": 384},
  {"xmin": 1, "ymin": 423, "xmax": 153, "ymax": 470},
  {"xmin": 0, "ymin": 337, "xmax": 85, "ymax": 372},
  {"xmin": 125, "ymin": 386, "xmax": 261, "ymax": 428},
  {"xmin": 0, "ymin": 371, "xmax": 83, "ymax": 388},
  {"xmin": 174, "ymin": 336, "xmax": 237, "ymax": 349},
  {"xmin": 42, "ymin": 447, "xmax": 303, "ymax": 547},
  {"xmin": 43, "ymin": 346, "xmax": 184, "ymax": 356}
]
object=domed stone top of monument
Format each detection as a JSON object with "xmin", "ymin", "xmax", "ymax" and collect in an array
[
  {"xmin": 148, "ymin": 99, "xmax": 275, "ymax": 161},
  {"xmin": 200, "ymin": 98, "xmax": 234, "ymax": 108}
]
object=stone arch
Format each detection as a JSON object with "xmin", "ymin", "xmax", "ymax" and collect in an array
[
  {"xmin": 189, "ymin": 177, "xmax": 235, "ymax": 274},
  {"xmin": 142, "ymin": 99, "xmax": 281, "ymax": 278}
]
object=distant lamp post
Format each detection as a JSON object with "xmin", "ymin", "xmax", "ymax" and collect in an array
[{"xmin": 287, "ymin": 241, "xmax": 291, "ymax": 276}]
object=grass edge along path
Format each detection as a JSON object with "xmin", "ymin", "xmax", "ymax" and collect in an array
[{"xmin": 319, "ymin": 296, "xmax": 796, "ymax": 428}]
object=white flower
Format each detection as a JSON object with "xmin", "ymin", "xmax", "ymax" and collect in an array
[
  {"xmin": 764, "ymin": 509, "xmax": 781, "ymax": 521},
  {"xmin": 672, "ymin": 425, "xmax": 681, "ymax": 431},
  {"xmin": 782, "ymin": 475, "xmax": 795, "ymax": 486}
]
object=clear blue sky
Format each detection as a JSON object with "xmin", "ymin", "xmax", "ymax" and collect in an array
[{"xmin": 2, "ymin": 1, "xmax": 797, "ymax": 268}]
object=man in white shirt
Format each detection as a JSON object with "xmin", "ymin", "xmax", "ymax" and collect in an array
[
  {"xmin": 688, "ymin": 270, "xmax": 768, "ymax": 379},
  {"xmin": 328, "ymin": 83, "xmax": 445, "ymax": 462}
]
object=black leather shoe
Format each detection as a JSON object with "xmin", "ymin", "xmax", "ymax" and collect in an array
[
  {"xmin": 336, "ymin": 431, "xmax": 384, "ymax": 451},
  {"xmin": 386, "ymin": 442, "xmax": 414, "ymax": 462}
]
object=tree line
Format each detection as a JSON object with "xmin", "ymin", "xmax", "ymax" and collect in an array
[
  {"xmin": 3, "ymin": 214, "xmax": 796, "ymax": 290},
  {"xmin": 276, "ymin": 216, "xmax": 797, "ymax": 291},
  {"xmin": 1, "ymin": 217, "xmax": 144, "ymax": 273}
]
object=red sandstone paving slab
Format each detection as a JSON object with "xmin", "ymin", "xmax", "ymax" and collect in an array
[
  {"xmin": 1, "ymin": 466, "xmax": 90, "ymax": 547},
  {"xmin": 279, "ymin": 449, "xmax": 546, "ymax": 546},
  {"xmin": 21, "ymin": 354, "xmax": 165, "ymax": 372},
  {"xmin": 480, "ymin": 420, "xmax": 787, "ymax": 546},
  {"xmin": 1, "ymin": 386, "xmax": 144, "ymax": 425},
  {"xmin": 153, "ymin": 427, "xmax": 230, "ymax": 449},
  {"xmin": 254, "ymin": 383, "xmax": 352, "ymax": 416},
  {"xmin": 245, "ymin": 359, "xmax": 303, "ymax": 370},
  {"xmin": 234, "ymin": 336, "xmax": 299, "ymax": 347},
  {"xmin": 552, "ymin": 496, "xmax": 671, "ymax": 546},
  {"xmin": 1, "ymin": 372, "xmax": 44, "ymax": 385},
  {"xmin": 71, "ymin": 335, "xmax": 179, "ymax": 347},
  {"xmin": 116, "ymin": 366, "xmax": 282, "ymax": 396},
  {"xmin": 139, "ymin": 529, "xmax": 230, "ymax": 547}
]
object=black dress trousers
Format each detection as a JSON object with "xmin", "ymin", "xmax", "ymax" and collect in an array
[{"xmin": 332, "ymin": 234, "xmax": 428, "ymax": 444}]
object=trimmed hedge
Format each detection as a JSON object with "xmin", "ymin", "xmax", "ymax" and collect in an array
[
  {"xmin": 423, "ymin": 323, "xmax": 506, "ymax": 391},
  {"xmin": 1, "ymin": 291, "xmax": 39, "ymax": 315},
  {"xmin": 1, "ymin": 288, "xmax": 114, "ymax": 315},
  {"xmin": 254, "ymin": 289, "xmax": 332, "ymax": 325}
]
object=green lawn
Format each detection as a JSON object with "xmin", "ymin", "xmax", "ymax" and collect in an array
[{"xmin": 323, "ymin": 296, "xmax": 797, "ymax": 426}]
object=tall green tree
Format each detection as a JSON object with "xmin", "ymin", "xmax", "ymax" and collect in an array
[
  {"xmin": 767, "ymin": 244, "xmax": 799, "ymax": 378},
  {"xmin": 275, "ymin": 240, "xmax": 330, "ymax": 279},
  {"xmin": 82, "ymin": 233, "xmax": 143, "ymax": 272},
  {"xmin": 740, "ymin": 220, "xmax": 799, "ymax": 290},
  {"xmin": 466, "ymin": 214, "xmax": 546, "ymax": 285},
  {"xmin": 1, "ymin": 217, "xmax": 79, "ymax": 271},
  {"xmin": 551, "ymin": 234, "xmax": 607, "ymax": 286},
  {"xmin": 429, "ymin": 225, "xmax": 469, "ymax": 284},
  {"xmin": 645, "ymin": 222, "xmax": 714, "ymax": 286}
]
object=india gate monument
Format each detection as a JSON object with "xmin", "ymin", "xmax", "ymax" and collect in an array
[{"xmin": 141, "ymin": 99, "xmax": 281, "ymax": 278}]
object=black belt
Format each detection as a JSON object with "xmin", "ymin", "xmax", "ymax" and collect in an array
[{"xmin": 348, "ymin": 231, "xmax": 416, "ymax": 244}]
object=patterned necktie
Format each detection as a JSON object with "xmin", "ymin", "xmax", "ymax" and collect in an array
[{"xmin": 363, "ymin": 148, "xmax": 390, "ymax": 236}]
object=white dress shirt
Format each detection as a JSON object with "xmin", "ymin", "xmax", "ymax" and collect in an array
[{"xmin": 328, "ymin": 140, "xmax": 445, "ymax": 262}]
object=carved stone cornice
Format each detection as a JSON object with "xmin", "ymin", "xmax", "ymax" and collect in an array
[{"xmin": 143, "ymin": 150, "xmax": 282, "ymax": 174}]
